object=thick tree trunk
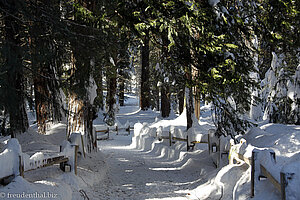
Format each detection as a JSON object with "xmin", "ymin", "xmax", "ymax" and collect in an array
[
  {"xmin": 118, "ymin": 70, "xmax": 125, "ymax": 106},
  {"xmin": 140, "ymin": 33, "xmax": 151, "ymax": 110},
  {"xmin": 161, "ymin": 33, "xmax": 171, "ymax": 117},
  {"xmin": 178, "ymin": 87, "xmax": 184, "ymax": 114},
  {"xmin": 66, "ymin": 0, "xmax": 98, "ymax": 154},
  {"xmin": 30, "ymin": 0, "xmax": 63, "ymax": 134},
  {"xmin": 161, "ymin": 84, "xmax": 171, "ymax": 118},
  {"xmin": 106, "ymin": 66, "xmax": 117, "ymax": 125},
  {"xmin": 94, "ymin": 61, "xmax": 103, "ymax": 110},
  {"xmin": 185, "ymin": 58, "xmax": 193, "ymax": 130},
  {"xmin": 186, "ymin": 87, "xmax": 194, "ymax": 130},
  {"xmin": 33, "ymin": 65, "xmax": 63, "ymax": 134},
  {"xmin": 34, "ymin": 71, "xmax": 51, "ymax": 134},
  {"xmin": 84, "ymin": 101, "xmax": 96, "ymax": 152},
  {"xmin": 194, "ymin": 88, "xmax": 201, "ymax": 120},
  {"xmin": 3, "ymin": 3, "xmax": 28, "ymax": 136}
]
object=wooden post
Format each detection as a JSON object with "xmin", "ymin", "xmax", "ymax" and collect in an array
[
  {"xmin": 208, "ymin": 134, "xmax": 211, "ymax": 154},
  {"xmin": 80, "ymin": 134, "xmax": 86, "ymax": 158},
  {"xmin": 127, "ymin": 126, "xmax": 130, "ymax": 135},
  {"xmin": 251, "ymin": 151, "xmax": 257, "ymax": 198},
  {"xmin": 19, "ymin": 155, "xmax": 24, "ymax": 177},
  {"xmin": 59, "ymin": 145, "xmax": 64, "ymax": 171},
  {"xmin": 280, "ymin": 172, "xmax": 286, "ymax": 200},
  {"xmin": 107, "ymin": 127, "xmax": 110, "ymax": 139},
  {"xmin": 187, "ymin": 135, "xmax": 190, "ymax": 151},
  {"xmin": 217, "ymin": 138, "xmax": 221, "ymax": 168},
  {"xmin": 169, "ymin": 131, "xmax": 172, "ymax": 146},
  {"xmin": 94, "ymin": 128, "xmax": 98, "ymax": 151},
  {"xmin": 229, "ymin": 139, "xmax": 234, "ymax": 165},
  {"xmin": 74, "ymin": 145, "xmax": 78, "ymax": 175}
]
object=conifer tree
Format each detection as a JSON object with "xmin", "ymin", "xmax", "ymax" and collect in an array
[
  {"xmin": 255, "ymin": 0, "xmax": 299, "ymax": 124},
  {"xmin": 0, "ymin": 0, "xmax": 29, "ymax": 137}
]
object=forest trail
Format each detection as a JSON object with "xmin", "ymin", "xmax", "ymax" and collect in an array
[
  {"xmin": 94, "ymin": 137, "xmax": 194, "ymax": 200},
  {"xmin": 90, "ymin": 96, "xmax": 212, "ymax": 200}
]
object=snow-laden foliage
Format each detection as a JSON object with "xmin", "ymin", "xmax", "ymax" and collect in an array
[{"xmin": 262, "ymin": 53, "xmax": 300, "ymax": 124}]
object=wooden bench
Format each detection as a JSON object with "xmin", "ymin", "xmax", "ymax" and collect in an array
[{"xmin": 95, "ymin": 126, "xmax": 109, "ymax": 140}]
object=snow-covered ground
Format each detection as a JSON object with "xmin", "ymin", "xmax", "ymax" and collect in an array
[{"xmin": 0, "ymin": 94, "xmax": 299, "ymax": 200}]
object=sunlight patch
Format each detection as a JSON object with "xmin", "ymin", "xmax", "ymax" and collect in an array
[
  {"xmin": 117, "ymin": 158, "xmax": 130, "ymax": 162},
  {"xmin": 35, "ymin": 180, "xmax": 57, "ymax": 187},
  {"xmin": 149, "ymin": 167, "xmax": 177, "ymax": 171}
]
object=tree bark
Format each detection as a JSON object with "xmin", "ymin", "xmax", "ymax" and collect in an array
[
  {"xmin": 34, "ymin": 70, "xmax": 51, "ymax": 134},
  {"xmin": 106, "ymin": 65, "xmax": 117, "ymax": 125},
  {"xmin": 118, "ymin": 69, "xmax": 125, "ymax": 106},
  {"xmin": 161, "ymin": 84, "xmax": 171, "ymax": 118},
  {"xmin": 185, "ymin": 55, "xmax": 193, "ymax": 130},
  {"xmin": 140, "ymin": 33, "xmax": 151, "ymax": 110},
  {"xmin": 94, "ymin": 64, "xmax": 104, "ymax": 110},
  {"xmin": 160, "ymin": 33, "xmax": 171, "ymax": 118},
  {"xmin": 178, "ymin": 87, "xmax": 184, "ymax": 114},
  {"xmin": 186, "ymin": 87, "xmax": 194, "ymax": 130},
  {"xmin": 3, "ymin": 1, "xmax": 29, "ymax": 136}
]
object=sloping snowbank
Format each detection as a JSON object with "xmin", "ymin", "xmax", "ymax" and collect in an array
[
  {"xmin": 201, "ymin": 123, "xmax": 300, "ymax": 200},
  {"xmin": 131, "ymin": 105, "xmax": 300, "ymax": 200},
  {"xmin": 0, "ymin": 124, "xmax": 109, "ymax": 200}
]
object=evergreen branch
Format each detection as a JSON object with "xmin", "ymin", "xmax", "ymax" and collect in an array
[{"xmin": 0, "ymin": 7, "xmax": 26, "ymax": 24}]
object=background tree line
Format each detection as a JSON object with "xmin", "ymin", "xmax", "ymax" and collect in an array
[{"xmin": 0, "ymin": 0, "xmax": 299, "ymax": 140}]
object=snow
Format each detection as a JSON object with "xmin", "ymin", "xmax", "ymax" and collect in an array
[
  {"xmin": 1, "ymin": 94, "xmax": 300, "ymax": 200},
  {"xmin": 208, "ymin": 0, "xmax": 220, "ymax": 6},
  {"xmin": 0, "ymin": 139, "xmax": 22, "ymax": 178},
  {"xmin": 282, "ymin": 160, "xmax": 300, "ymax": 200},
  {"xmin": 87, "ymin": 76, "xmax": 97, "ymax": 105},
  {"xmin": 68, "ymin": 132, "xmax": 82, "ymax": 148}
]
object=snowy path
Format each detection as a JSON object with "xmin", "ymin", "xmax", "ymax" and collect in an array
[
  {"xmin": 90, "ymin": 101, "xmax": 215, "ymax": 200},
  {"xmin": 92, "ymin": 133, "xmax": 215, "ymax": 200}
]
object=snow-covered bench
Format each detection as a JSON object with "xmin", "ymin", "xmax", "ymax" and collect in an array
[
  {"xmin": 0, "ymin": 139, "xmax": 22, "ymax": 185},
  {"xmin": 187, "ymin": 127, "xmax": 209, "ymax": 150},
  {"xmin": 114, "ymin": 121, "xmax": 133, "ymax": 135},
  {"xmin": 94, "ymin": 125, "xmax": 109, "ymax": 140},
  {"xmin": 0, "ymin": 139, "xmax": 78, "ymax": 185}
]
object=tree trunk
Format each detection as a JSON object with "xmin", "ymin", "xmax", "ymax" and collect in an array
[
  {"xmin": 3, "ymin": 2, "xmax": 28, "ymax": 136},
  {"xmin": 161, "ymin": 84, "xmax": 171, "ymax": 118},
  {"xmin": 185, "ymin": 55, "xmax": 193, "ymax": 130},
  {"xmin": 30, "ymin": 0, "xmax": 63, "ymax": 134},
  {"xmin": 66, "ymin": 0, "xmax": 98, "ymax": 154},
  {"xmin": 194, "ymin": 88, "xmax": 201, "ymax": 120},
  {"xmin": 155, "ymin": 84, "xmax": 160, "ymax": 111},
  {"xmin": 160, "ymin": 33, "xmax": 170, "ymax": 118},
  {"xmin": 106, "ymin": 65, "xmax": 117, "ymax": 125},
  {"xmin": 118, "ymin": 69, "xmax": 125, "ymax": 106},
  {"xmin": 186, "ymin": 87, "xmax": 194, "ymax": 130},
  {"xmin": 178, "ymin": 87, "xmax": 184, "ymax": 114},
  {"xmin": 94, "ymin": 60, "xmax": 104, "ymax": 110},
  {"xmin": 34, "ymin": 70, "xmax": 51, "ymax": 134},
  {"xmin": 140, "ymin": 33, "xmax": 151, "ymax": 110}
]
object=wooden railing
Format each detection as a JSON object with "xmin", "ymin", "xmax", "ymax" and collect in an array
[
  {"xmin": 116, "ymin": 125, "xmax": 133, "ymax": 135},
  {"xmin": 0, "ymin": 138, "xmax": 78, "ymax": 185},
  {"xmin": 155, "ymin": 126, "xmax": 230, "ymax": 168},
  {"xmin": 94, "ymin": 124, "xmax": 133, "ymax": 139},
  {"xmin": 229, "ymin": 138, "xmax": 297, "ymax": 200}
]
